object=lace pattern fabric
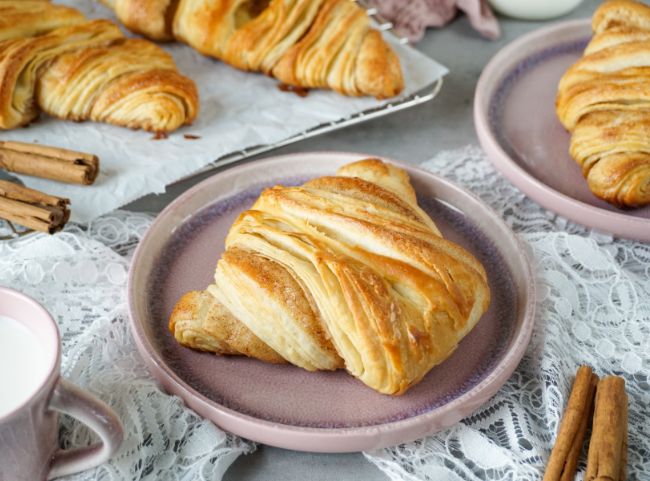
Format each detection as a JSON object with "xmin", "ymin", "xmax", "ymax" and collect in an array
[
  {"xmin": 364, "ymin": 147, "xmax": 650, "ymax": 481},
  {"xmin": 0, "ymin": 146, "xmax": 648, "ymax": 480},
  {"xmin": 0, "ymin": 212, "xmax": 253, "ymax": 481}
]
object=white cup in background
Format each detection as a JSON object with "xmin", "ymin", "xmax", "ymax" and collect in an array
[{"xmin": 488, "ymin": 0, "xmax": 584, "ymax": 20}]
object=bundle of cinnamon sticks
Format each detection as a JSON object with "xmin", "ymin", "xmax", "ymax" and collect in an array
[
  {"xmin": 0, "ymin": 180, "xmax": 70, "ymax": 234},
  {"xmin": 544, "ymin": 366, "xmax": 628, "ymax": 481},
  {"xmin": 0, "ymin": 141, "xmax": 99, "ymax": 233}
]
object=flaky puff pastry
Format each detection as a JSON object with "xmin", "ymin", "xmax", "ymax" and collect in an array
[
  {"xmin": 592, "ymin": 0, "xmax": 650, "ymax": 34},
  {"xmin": 0, "ymin": 1, "xmax": 85, "ymax": 42},
  {"xmin": 570, "ymin": 110, "xmax": 650, "ymax": 206},
  {"xmin": 103, "ymin": 0, "xmax": 405, "ymax": 98},
  {"xmin": 0, "ymin": 20, "xmax": 123, "ymax": 130},
  {"xmin": 37, "ymin": 38, "xmax": 198, "ymax": 133},
  {"xmin": 270, "ymin": 0, "xmax": 403, "ymax": 98},
  {"xmin": 100, "ymin": 0, "xmax": 177, "ymax": 41},
  {"xmin": 0, "ymin": 6, "xmax": 199, "ymax": 133},
  {"xmin": 169, "ymin": 159, "xmax": 490, "ymax": 395},
  {"xmin": 556, "ymin": 0, "xmax": 650, "ymax": 207},
  {"xmin": 170, "ymin": 290, "xmax": 286, "ymax": 363}
]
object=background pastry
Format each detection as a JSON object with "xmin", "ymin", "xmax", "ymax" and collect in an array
[
  {"xmin": 556, "ymin": 0, "xmax": 650, "ymax": 207},
  {"xmin": 101, "ymin": 0, "xmax": 405, "ymax": 99},
  {"xmin": 0, "ymin": 2, "xmax": 198, "ymax": 133},
  {"xmin": 169, "ymin": 159, "xmax": 491, "ymax": 395},
  {"xmin": 0, "ymin": 20, "xmax": 123, "ymax": 129},
  {"xmin": 37, "ymin": 38, "xmax": 198, "ymax": 133},
  {"xmin": 0, "ymin": 0, "xmax": 84, "ymax": 42},
  {"xmin": 100, "ymin": 0, "xmax": 177, "ymax": 41}
]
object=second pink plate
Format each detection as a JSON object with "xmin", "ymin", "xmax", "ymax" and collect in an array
[
  {"xmin": 128, "ymin": 152, "xmax": 534, "ymax": 452},
  {"xmin": 475, "ymin": 19, "xmax": 650, "ymax": 241}
]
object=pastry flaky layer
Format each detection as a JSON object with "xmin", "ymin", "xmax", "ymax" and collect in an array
[
  {"xmin": 101, "ymin": 0, "xmax": 404, "ymax": 99},
  {"xmin": 0, "ymin": 1, "xmax": 198, "ymax": 133},
  {"xmin": 0, "ymin": 1, "xmax": 85, "ymax": 42},
  {"xmin": 169, "ymin": 159, "xmax": 491, "ymax": 395},
  {"xmin": 556, "ymin": 0, "xmax": 650, "ymax": 207}
]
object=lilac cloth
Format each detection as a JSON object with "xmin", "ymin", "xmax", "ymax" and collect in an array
[{"xmin": 367, "ymin": 0, "xmax": 501, "ymax": 42}]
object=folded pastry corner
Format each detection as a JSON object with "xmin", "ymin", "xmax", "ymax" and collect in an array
[
  {"xmin": 169, "ymin": 289, "xmax": 286, "ymax": 364},
  {"xmin": 36, "ymin": 38, "xmax": 198, "ymax": 133},
  {"xmin": 268, "ymin": 0, "xmax": 404, "ymax": 98},
  {"xmin": 592, "ymin": 0, "xmax": 650, "ymax": 34},
  {"xmin": 170, "ymin": 159, "xmax": 491, "ymax": 395}
]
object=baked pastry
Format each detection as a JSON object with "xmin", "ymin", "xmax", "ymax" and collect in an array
[
  {"xmin": 169, "ymin": 159, "xmax": 490, "ymax": 395},
  {"xmin": 0, "ymin": 20, "xmax": 122, "ymax": 129},
  {"xmin": 101, "ymin": 0, "xmax": 404, "ymax": 98},
  {"xmin": 0, "ymin": 1, "xmax": 85, "ymax": 42},
  {"xmin": 171, "ymin": 290, "xmax": 286, "ymax": 364},
  {"xmin": 556, "ymin": 0, "xmax": 650, "ymax": 207},
  {"xmin": 100, "ymin": 0, "xmax": 176, "ymax": 41},
  {"xmin": 37, "ymin": 38, "xmax": 199, "ymax": 133},
  {"xmin": 0, "ymin": 4, "xmax": 198, "ymax": 133}
]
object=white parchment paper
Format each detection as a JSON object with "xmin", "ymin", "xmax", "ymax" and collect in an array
[{"xmin": 0, "ymin": 1, "xmax": 447, "ymax": 222}]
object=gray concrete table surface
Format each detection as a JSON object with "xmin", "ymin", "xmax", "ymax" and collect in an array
[{"xmin": 126, "ymin": 1, "xmax": 600, "ymax": 479}]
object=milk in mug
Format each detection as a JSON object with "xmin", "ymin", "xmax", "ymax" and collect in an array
[{"xmin": 0, "ymin": 315, "xmax": 48, "ymax": 417}]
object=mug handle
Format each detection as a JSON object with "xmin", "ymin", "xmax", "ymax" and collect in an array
[{"xmin": 47, "ymin": 378, "xmax": 124, "ymax": 480}]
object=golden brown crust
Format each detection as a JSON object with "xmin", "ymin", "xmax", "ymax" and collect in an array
[
  {"xmin": 173, "ymin": 0, "xmax": 249, "ymax": 59},
  {"xmin": 0, "ymin": 1, "xmax": 85, "ymax": 41},
  {"xmin": 557, "ymin": 75, "xmax": 650, "ymax": 131},
  {"xmin": 355, "ymin": 29, "xmax": 404, "ymax": 99},
  {"xmin": 592, "ymin": 0, "xmax": 650, "ymax": 34},
  {"xmin": 0, "ymin": 20, "xmax": 123, "ymax": 130},
  {"xmin": 90, "ymin": 68, "xmax": 198, "ymax": 132},
  {"xmin": 570, "ymin": 110, "xmax": 650, "ymax": 172},
  {"xmin": 0, "ymin": 5, "xmax": 199, "ymax": 133},
  {"xmin": 222, "ymin": 0, "xmax": 324, "ymax": 73},
  {"xmin": 104, "ymin": 0, "xmax": 178, "ymax": 41},
  {"xmin": 270, "ymin": 0, "xmax": 403, "ymax": 98},
  {"xmin": 171, "ymin": 159, "xmax": 490, "ymax": 395},
  {"xmin": 109, "ymin": 0, "xmax": 404, "ymax": 98},
  {"xmin": 585, "ymin": 27, "xmax": 650, "ymax": 55},
  {"xmin": 587, "ymin": 151, "xmax": 650, "ymax": 207},
  {"xmin": 215, "ymin": 247, "xmax": 344, "ymax": 370},
  {"xmin": 37, "ymin": 38, "xmax": 198, "ymax": 132},
  {"xmin": 556, "ymin": 0, "xmax": 650, "ymax": 207},
  {"xmin": 558, "ymin": 41, "xmax": 650, "ymax": 102},
  {"xmin": 169, "ymin": 290, "xmax": 286, "ymax": 363}
]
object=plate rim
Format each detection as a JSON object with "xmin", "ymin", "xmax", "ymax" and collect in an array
[
  {"xmin": 474, "ymin": 18, "xmax": 650, "ymax": 242},
  {"xmin": 127, "ymin": 151, "xmax": 536, "ymax": 452}
]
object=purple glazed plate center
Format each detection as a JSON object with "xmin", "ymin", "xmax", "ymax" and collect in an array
[{"xmin": 145, "ymin": 177, "xmax": 517, "ymax": 429}]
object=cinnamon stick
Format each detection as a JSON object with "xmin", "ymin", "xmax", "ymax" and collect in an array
[
  {"xmin": 544, "ymin": 365, "xmax": 599, "ymax": 481},
  {"xmin": 0, "ymin": 179, "xmax": 70, "ymax": 233},
  {"xmin": 585, "ymin": 376, "xmax": 628, "ymax": 481},
  {"xmin": 0, "ymin": 140, "xmax": 99, "ymax": 185}
]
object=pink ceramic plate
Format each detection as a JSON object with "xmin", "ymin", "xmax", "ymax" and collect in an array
[
  {"xmin": 127, "ymin": 152, "xmax": 535, "ymax": 452},
  {"xmin": 475, "ymin": 19, "xmax": 650, "ymax": 242}
]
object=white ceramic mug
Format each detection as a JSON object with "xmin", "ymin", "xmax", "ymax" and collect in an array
[{"xmin": 0, "ymin": 287, "xmax": 123, "ymax": 481}]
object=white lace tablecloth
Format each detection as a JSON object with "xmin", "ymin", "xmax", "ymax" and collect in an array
[{"xmin": 1, "ymin": 146, "xmax": 648, "ymax": 480}]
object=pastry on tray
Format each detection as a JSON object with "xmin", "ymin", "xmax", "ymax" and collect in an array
[
  {"xmin": 0, "ymin": 1, "xmax": 198, "ymax": 133},
  {"xmin": 556, "ymin": 0, "xmax": 650, "ymax": 208},
  {"xmin": 169, "ymin": 159, "xmax": 491, "ymax": 395},
  {"xmin": 101, "ymin": 0, "xmax": 405, "ymax": 99},
  {"xmin": 0, "ymin": 1, "xmax": 85, "ymax": 41}
]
